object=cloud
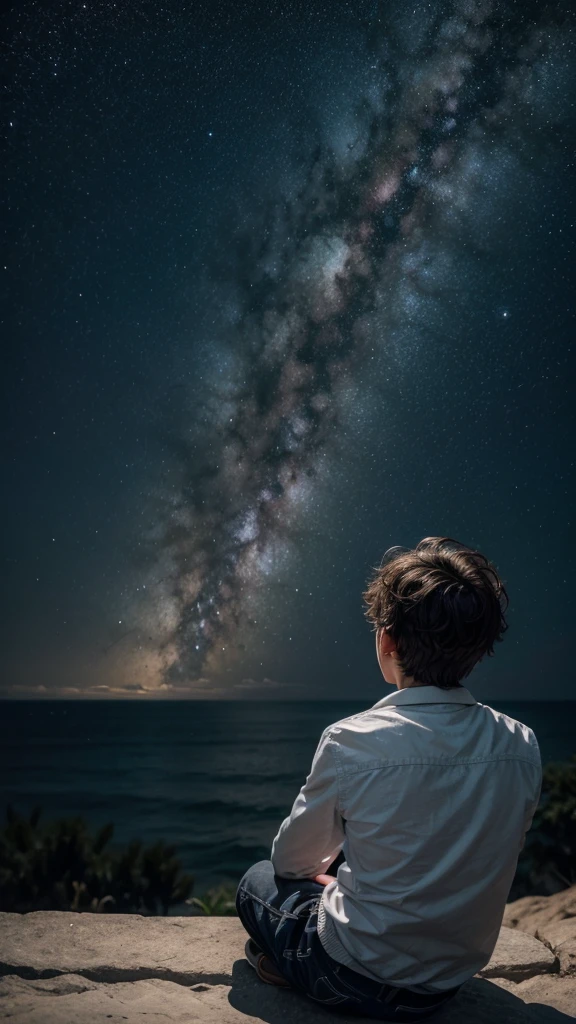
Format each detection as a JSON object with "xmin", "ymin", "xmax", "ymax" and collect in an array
[
  {"xmin": 234, "ymin": 677, "xmax": 286, "ymax": 691},
  {"xmin": 0, "ymin": 675, "xmax": 291, "ymax": 700},
  {"xmin": 156, "ymin": 677, "xmax": 210, "ymax": 692}
]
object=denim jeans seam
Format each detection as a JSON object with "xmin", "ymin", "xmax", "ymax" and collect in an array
[
  {"xmin": 378, "ymin": 982, "xmax": 399, "ymax": 1004},
  {"xmin": 310, "ymin": 974, "xmax": 351, "ymax": 1005},
  {"xmin": 394, "ymin": 1005, "xmax": 442, "ymax": 1018},
  {"xmin": 299, "ymin": 896, "xmax": 321, "ymax": 921},
  {"xmin": 237, "ymin": 884, "xmax": 300, "ymax": 920},
  {"xmin": 393, "ymin": 992, "xmax": 458, "ymax": 1015},
  {"xmin": 331, "ymin": 973, "xmax": 370, "ymax": 1001}
]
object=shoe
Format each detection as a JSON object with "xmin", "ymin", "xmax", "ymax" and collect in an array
[{"xmin": 244, "ymin": 938, "xmax": 291, "ymax": 988}]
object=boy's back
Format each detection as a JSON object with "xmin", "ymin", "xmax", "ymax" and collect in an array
[
  {"xmin": 241, "ymin": 538, "xmax": 544, "ymax": 1014},
  {"xmin": 296, "ymin": 687, "xmax": 542, "ymax": 991}
]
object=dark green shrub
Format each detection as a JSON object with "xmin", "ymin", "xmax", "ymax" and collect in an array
[
  {"xmin": 187, "ymin": 884, "xmax": 237, "ymax": 916},
  {"xmin": 510, "ymin": 754, "xmax": 576, "ymax": 899},
  {"xmin": 0, "ymin": 806, "xmax": 193, "ymax": 914}
]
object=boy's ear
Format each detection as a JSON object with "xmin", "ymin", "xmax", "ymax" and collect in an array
[{"xmin": 378, "ymin": 627, "xmax": 397, "ymax": 656}]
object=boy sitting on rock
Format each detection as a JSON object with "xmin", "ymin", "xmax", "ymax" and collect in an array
[{"xmin": 236, "ymin": 537, "xmax": 542, "ymax": 1021}]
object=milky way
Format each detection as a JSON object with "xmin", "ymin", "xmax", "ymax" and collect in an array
[{"xmin": 147, "ymin": 0, "xmax": 570, "ymax": 683}]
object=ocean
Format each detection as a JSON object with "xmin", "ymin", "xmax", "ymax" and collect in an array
[{"xmin": 1, "ymin": 699, "xmax": 575, "ymax": 893}]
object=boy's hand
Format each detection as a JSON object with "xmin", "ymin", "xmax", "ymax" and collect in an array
[{"xmin": 313, "ymin": 873, "xmax": 336, "ymax": 886}]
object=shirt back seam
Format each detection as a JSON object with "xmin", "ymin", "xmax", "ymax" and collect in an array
[{"xmin": 338, "ymin": 754, "xmax": 542, "ymax": 776}]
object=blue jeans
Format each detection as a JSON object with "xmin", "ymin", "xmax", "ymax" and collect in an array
[{"xmin": 236, "ymin": 859, "xmax": 462, "ymax": 1022}]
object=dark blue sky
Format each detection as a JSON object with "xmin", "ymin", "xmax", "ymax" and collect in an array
[{"xmin": 2, "ymin": 0, "xmax": 576, "ymax": 700}]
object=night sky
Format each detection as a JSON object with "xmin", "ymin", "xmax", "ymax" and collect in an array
[{"xmin": 2, "ymin": 0, "xmax": 575, "ymax": 701}]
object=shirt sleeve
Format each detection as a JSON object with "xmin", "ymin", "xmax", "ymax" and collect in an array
[{"xmin": 271, "ymin": 726, "xmax": 345, "ymax": 879}]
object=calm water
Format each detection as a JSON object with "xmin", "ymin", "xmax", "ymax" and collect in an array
[{"xmin": 1, "ymin": 699, "xmax": 575, "ymax": 891}]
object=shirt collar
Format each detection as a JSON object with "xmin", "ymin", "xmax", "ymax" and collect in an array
[{"xmin": 370, "ymin": 685, "xmax": 478, "ymax": 711}]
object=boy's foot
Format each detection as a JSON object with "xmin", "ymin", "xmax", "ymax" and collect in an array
[{"xmin": 244, "ymin": 938, "xmax": 291, "ymax": 988}]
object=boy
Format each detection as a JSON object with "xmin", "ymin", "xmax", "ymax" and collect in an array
[{"xmin": 236, "ymin": 537, "xmax": 542, "ymax": 1021}]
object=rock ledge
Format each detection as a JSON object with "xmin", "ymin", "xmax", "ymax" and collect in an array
[{"xmin": 0, "ymin": 887, "xmax": 575, "ymax": 1022}]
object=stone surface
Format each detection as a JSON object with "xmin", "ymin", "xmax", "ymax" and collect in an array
[
  {"xmin": 0, "ymin": 971, "xmax": 573, "ymax": 1024},
  {"xmin": 0, "ymin": 911, "xmax": 241, "ymax": 985},
  {"xmin": 0, "ymin": 973, "xmax": 231, "ymax": 1023},
  {"xmin": 537, "ymin": 921, "xmax": 576, "ymax": 978},
  {"xmin": 0, "ymin": 909, "xmax": 574, "ymax": 1022},
  {"xmin": 478, "ymin": 927, "xmax": 558, "ymax": 981},
  {"xmin": 0, "ymin": 913, "xmax": 558, "ymax": 987},
  {"xmin": 505, "ymin": 886, "xmax": 576, "ymax": 979},
  {"xmin": 512, "ymin": 975, "xmax": 576, "ymax": 1017},
  {"xmin": 503, "ymin": 887, "xmax": 576, "ymax": 937}
]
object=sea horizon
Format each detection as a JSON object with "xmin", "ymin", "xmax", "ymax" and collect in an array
[
  {"xmin": 2, "ymin": 695, "xmax": 575, "ymax": 703},
  {"xmin": 2, "ymin": 698, "xmax": 575, "ymax": 893}
]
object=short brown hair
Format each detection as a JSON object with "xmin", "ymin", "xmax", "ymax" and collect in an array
[{"xmin": 362, "ymin": 537, "xmax": 508, "ymax": 689}]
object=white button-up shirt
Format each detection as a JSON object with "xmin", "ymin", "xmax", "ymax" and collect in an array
[{"xmin": 271, "ymin": 685, "xmax": 542, "ymax": 993}]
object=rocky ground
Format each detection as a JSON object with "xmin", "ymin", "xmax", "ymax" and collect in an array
[{"xmin": 0, "ymin": 885, "xmax": 574, "ymax": 1022}]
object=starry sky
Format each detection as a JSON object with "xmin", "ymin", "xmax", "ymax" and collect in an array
[{"xmin": 2, "ymin": 0, "xmax": 575, "ymax": 701}]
